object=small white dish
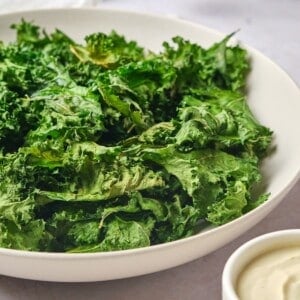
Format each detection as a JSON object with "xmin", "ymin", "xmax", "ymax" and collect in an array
[{"xmin": 222, "ymin": 229, "xmax": 300, "ymax": 300}]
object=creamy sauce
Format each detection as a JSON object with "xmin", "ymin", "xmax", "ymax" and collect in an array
[{"xmin": 236, "ymin": 246, "xmax": 300, "ymax": 300}]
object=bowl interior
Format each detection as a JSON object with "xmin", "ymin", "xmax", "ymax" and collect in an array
[{"xmin": 1, "ymin": 8, "xmax": 299, "ymax": 200}]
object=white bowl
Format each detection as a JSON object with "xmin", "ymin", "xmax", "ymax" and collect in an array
[
  {"xmin": 0, "ymin": 8, "xmax": 300, "ymax": 282},
  {"xmin": 222, "ymin": 229, "xmax": 300, "ymax": 300}
]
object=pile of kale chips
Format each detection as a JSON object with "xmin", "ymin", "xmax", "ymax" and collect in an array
[{"xmin": 0, "ymin": 21, "xmax": 272, "ymax": 252}]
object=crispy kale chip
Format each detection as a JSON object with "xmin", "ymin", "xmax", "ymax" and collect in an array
[
  {"xmin": 0, "ymin": 21, "xmax": 272, "ymax": 252},
  {"xmin": 70, "ymin": 30, "xmax": 145, "ymax": 68}
]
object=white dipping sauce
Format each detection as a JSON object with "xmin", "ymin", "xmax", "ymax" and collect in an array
[{"xmin": 236, "ymin": 246, "xmax": 300, "ymax": 300}]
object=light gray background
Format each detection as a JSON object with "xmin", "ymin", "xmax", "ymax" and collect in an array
[{"xmin": 0, "ymin": 1, "xmax": 299, "ymax": 299}]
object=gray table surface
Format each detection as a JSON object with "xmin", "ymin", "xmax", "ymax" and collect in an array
[{"xmin": 0, "ymin": 1, "xmax": 299, "ymax": 299}]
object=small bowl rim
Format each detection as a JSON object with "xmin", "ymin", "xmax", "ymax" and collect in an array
[{"xmin": 222, "ymin": 229, "xmax": 300, "ymax": 300}]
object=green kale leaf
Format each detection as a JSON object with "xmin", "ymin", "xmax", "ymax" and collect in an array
[{"xmin": 0, "ymin": 20, "xmax": 272, "ymax": 252}]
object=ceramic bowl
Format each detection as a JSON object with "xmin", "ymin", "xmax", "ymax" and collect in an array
[
  {"xmin": 0, "ymin": 8, "xmax": 299, "ymax": 282},
  {"xmin": 222, "ymin": 229, "xmax": 300, "ymax": 299}
]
